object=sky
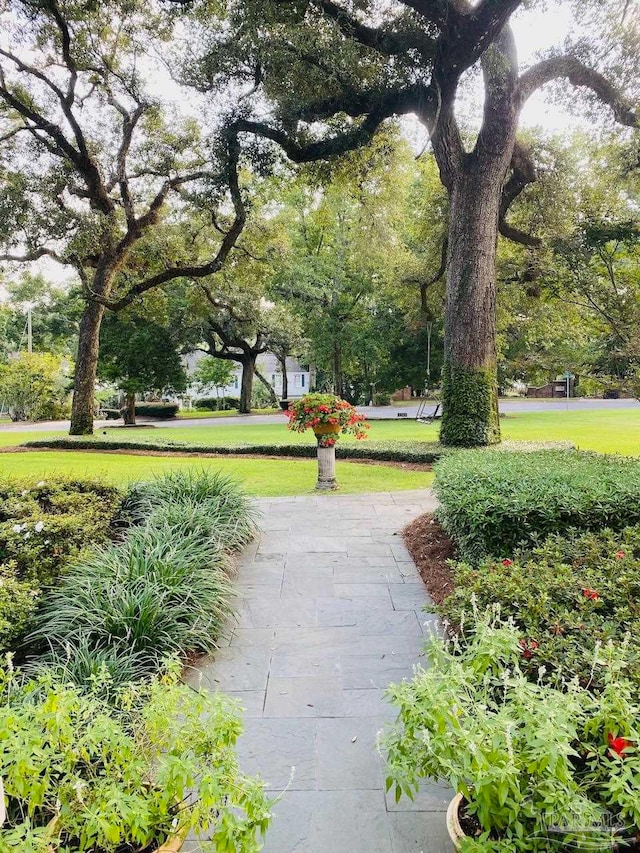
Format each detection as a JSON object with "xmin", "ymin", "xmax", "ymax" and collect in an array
[{"xmin": 1, "ymin": 1, "xmax": 612, "ymax": 292}]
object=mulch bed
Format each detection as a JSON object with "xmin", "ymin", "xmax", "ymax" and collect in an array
[{"xmin": 403, "ymin": 513, "xmax": 456, "ymax": 605}]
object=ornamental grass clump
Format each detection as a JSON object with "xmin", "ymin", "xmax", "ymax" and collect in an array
[
  {"xmin": 383, "ymin": 610, "xmax": 640, "ymax": 852},
  {"xmin": 285, "ymin": 393, "xmax": 369, "ymax": 446},
  {"xmin": 27, "ymin": 469, "xmax": 257, "ymax": 688},
  {"xmin": 0, "ymin": 663, "xmax": 272, "ymax": 852}
]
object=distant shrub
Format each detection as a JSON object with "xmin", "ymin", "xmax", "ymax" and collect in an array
[
  {"xmin": 194, "ymin": 395, "xmax": 240, "ymax": 411},
  {"xmin": 132, "ymin": 401, "xmax": 179, "ymax": 419},
  {"xmin": 373, "ymin": 392, "xmax": 392, "ymax": 406},
  {"xmin": 0, "ymin": 565, "xmax": 38, "ymax": 655},
  {"xmin": 434, "ymin": 450, "xmax": 640, "ymax": 561}
]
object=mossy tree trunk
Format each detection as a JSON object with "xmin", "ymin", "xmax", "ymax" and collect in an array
[
  {"xmin": 122, "ymin": 391, "xmax": 136, "ymax": 425},
  {"xmin": 239, "ymin": 355, "xmax": 256, "ymax": 414},
  {"xmin": 439, "ymin": 165, "xmax": 503, "ymax": 446}
]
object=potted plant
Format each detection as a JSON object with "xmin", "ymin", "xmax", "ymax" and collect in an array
[
  {"xmin": 382, "ymin": 611, "xmax": 640, "ymax": 852},
  {"xmin": 0, "ymin": 664, "xmax": 272, "ymax": 852},
  {"xmin": 285, "ymin": 393, "xmax": 369, "ymax": 490}
]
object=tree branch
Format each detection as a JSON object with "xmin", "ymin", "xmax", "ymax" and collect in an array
[
  {"xmin": 498, "ymin": 140, "xmax": 542, "ymax": 247},
  {"xmin": 519, "ymin": 56, "xmax": 638, "ymax": 127}
]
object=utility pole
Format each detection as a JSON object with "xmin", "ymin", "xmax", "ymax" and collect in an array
[{"xmin": 27, "ymin": 305, "xmax": 33, "ymax": 354}]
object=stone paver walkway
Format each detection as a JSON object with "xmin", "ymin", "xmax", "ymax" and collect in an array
[{"xmin": 186, "ymin": 489, "xmax": 453, "ymax": 853}]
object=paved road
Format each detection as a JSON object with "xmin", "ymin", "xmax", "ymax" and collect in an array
[
  {"xmin": 1, "ymin": 397, "xmax": 637, "ymax": 433},
  {"xmin": 185, "ymin": 489, "xmax": 453, "ymax": 853}
]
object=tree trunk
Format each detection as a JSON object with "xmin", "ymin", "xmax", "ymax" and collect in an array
[
  {"xmin": 70, "ymin": 299, "xmax": 105, "ymax": 435},
  {"xmin": 239, "ymin": 356, "xmax": 255, "ymax": 413},
  {"xmin": 256, "ymin": 368, "xmax": 278, "ymax": 406},
  {"xmin": 440, "ymin": 165, "xmax": 502, "ymax": 447},
  {"xmin": 122, "ymin": 391, "xmax": 136, "ymax": 425},
  {"xmin": 278, "ymin": 354, "xmax": 289, "ymax": 400}
]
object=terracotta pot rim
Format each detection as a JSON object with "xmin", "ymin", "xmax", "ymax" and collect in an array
[
  {"xmin": 446, "ymin": 793, "xmax": 466, "ymax": 850},
  {"xmin": 312, "ymin": 423, "xmax": 341, "ymax": 436}
]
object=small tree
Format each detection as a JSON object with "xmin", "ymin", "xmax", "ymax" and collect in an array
[
  {"xmin": 98, "ymin": 315, "xmax": 187, "ymax": 425},
  {"xmin": 0, "ymin": 353, "xmax": 69, "ymax": 421},
  {"xmin": 191, "ymin": 358, "xmax": 235, "ymax": 407}
]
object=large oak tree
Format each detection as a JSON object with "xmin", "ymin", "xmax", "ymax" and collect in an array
[
  {"xmin": 186, "ymin": 0, "xmax": 639, "ymax": 445},
  {"xmin": 0, "ymin": 0, "xmax": 248, "ymax": 434}
]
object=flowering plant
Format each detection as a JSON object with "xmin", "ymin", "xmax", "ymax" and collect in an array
[
  {"xmin": 384, "ymin": 611, "xmax": 640, "ymax": 851},
  {"xmin": 285, "ymin": 393, "xmax": 369, "ymax": 446}
]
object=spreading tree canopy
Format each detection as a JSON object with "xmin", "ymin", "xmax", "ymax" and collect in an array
[{"xmin": 183, "ymin": 0, "xmax": 639, "ymax": 445}]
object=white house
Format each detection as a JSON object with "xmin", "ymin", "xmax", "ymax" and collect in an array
[{"xmin": 182, "ymin": 351, "xmax": 312, "ymax": 400}]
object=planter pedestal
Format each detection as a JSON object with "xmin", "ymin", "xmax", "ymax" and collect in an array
[{"xmin": 315, "ymin": 443, "xmax": 338, "ymax": 491}]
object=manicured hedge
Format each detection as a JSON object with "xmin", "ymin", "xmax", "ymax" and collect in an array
[
  {"xmin": 23, "ymin": 436, "xmax": 450, "ymax": 463},
  {"xmin": 0, "ymin": 476, "xmax": 123, "ymax": 655},
  {"xmin": 134, "ymin": 402, "xmax": 179, "ymax": 418},
  {"xmin": 194, "ymin": 396, "xmax": 240, "ymax": 411},
  {"xmin": 434, "ymin": 449, "xmax": 640, "ymax": 561}
]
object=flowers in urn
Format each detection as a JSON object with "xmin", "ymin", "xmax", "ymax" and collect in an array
[{"xmin": 285, "ymin": 393, "xmax": 369, "ymax": 446}]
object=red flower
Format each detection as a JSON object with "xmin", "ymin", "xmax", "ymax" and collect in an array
[
  {"xmin": 608, "ymin": 732, "xmax": 633, "ymax": 758},
  {"xmin": 502, "ymin": 558, "xmax": 513, "ymax": 567},
  {"xmin": 615, "ymin": 550, "xmax": 626, "ymax": 559},
  {"xmin": 582, "ymin": 588, "xmax": 599, "ymax": 601},
  {"xmin": 519, "ymin": 638, "xmax": 539, "ymax": 660}
]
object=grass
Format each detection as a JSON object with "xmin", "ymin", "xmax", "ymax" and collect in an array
[
  {"xmin": 87, "ymin": 408, "xmax": 640, "ymax": 455},
  {"xmin": 1, "ymin": 407, "xmax": 638, "ymax": 495},
  {"xmin": 0, "ymin": 451, "xmax": 433, "ymax": 495}
]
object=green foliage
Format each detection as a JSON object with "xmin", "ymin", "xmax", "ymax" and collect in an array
[
  {"xmin": 98, "ymin": 314, "xmax": 187, "ymax": 399},
  {"xmin": 434, "ymin": 450, "xmax": 640, "ymax": 561},
  {"xmin": 0, "ymin": 476, "xmax": 122, "ymax": 588},
  {"xmin": 133, "ymin": 401, "xmax": 179, "ymax": 419},
  {"xmin": 191, "ymin": 357, "xmax": 235, "ymax": 393},
  {"xmin": 29, "ymin": 469, "xmax": 257, "ymax": 687},
  {"xmin": 0, "ymin": 353, "xmax": 70, "ymax": 422},
  {"xmin": 439, "ymin": 525, "xmax": 640, "ymax": 691},
  {"xmin": 195, "ymin": 395, "xmax": 240, "ymax": 410},
  {"xmin": 0, "ymin": 568, "xmax": 38, "ymax": 657},
  {"xmin": 383, "ymin": 612, "xmax": 640, "ymax": 852},
  {"xmin": 440, "ymin": 363, "xmax": 500, "ymax": 447},
  {"xmin": 0, "ymin": 665, "xmax": 271, "ymax": 852}
]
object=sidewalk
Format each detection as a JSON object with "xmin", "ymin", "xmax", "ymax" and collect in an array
[{"xmin": 186, "ymin": 489, "xmax": 454, "ymax": 853}]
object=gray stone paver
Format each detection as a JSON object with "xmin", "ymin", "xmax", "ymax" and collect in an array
[{"xmin": 186, "ymin": 488, "xmax": 454, "ymax": 853}]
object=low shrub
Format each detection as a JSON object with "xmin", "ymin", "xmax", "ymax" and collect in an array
[
  {"xmin": 434, "ymin": 449, "xmax": 640, "ymax": 561},
  {"xmin": 0, "ymin": 476, "xmax": 123, "ymax": 587},
  {"xmin": 0, "ymin": 664, "xmax": 271, "ymax": 852},
  {"xmin": 373, "ymin": 391, "xmax": 392, "ymax": 406},
  {"xmin": 384, "ymin": 612, "xmax": 640, "ymax": 852},
  {"xmin": 24, "ymin": 435, "xmax": 451, "ymax": 463},
  {"xmin": 438, "ymin": 525, "xmax": 640, "ymax": 691},
  {"xmin": 133, "ymin": 401, "xmax": 179, "ymax": 418},
  {"xmin": 0, "ymin": 566, "xmax": 38, "ymax": 655},
  {"xmin": 194, "ymin": 395, "xmax": 240, "ymax": 411}
]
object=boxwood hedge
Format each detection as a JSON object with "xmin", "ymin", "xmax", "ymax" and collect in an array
[{"xmin": 434, "ymin": 449, "xmax": 640, "ymax": 561}]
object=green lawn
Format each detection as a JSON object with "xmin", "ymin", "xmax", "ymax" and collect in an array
[
  {"xmin": 0, "ymin": 450, "xmax": 433, "ymax": 496},
  {"xmin": 86, "ymin": 407, "xmax": 640, "ymax": 455},
  {"xmin": 1, "ymin": 408, "xmax": 638, "ymax": 495}
]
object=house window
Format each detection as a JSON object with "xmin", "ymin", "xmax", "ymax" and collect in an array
[
  {"xmin": 234, "ymin": 377, "xmax": 239, "ymax": 389},
  {"xmin": 294, "ymin": 374, "xmax": 301, "ymax": 388},
  {"xmin": 271, "ymin": 374, "xmax": 276, "ymax": 384}
]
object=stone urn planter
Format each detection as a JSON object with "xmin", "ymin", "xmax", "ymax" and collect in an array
[
  {"xmin": 284, "ymin": 393, "xmax": 370, "ymax": 492},
  {"xmin": 446, "ymin": 794, "xmax": 466, "ymax": 850},
  {"xmin": 312, "ymin": 423, "xmax": 341, "ymax": 491}
]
